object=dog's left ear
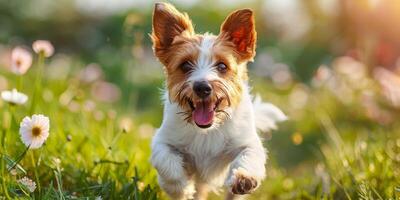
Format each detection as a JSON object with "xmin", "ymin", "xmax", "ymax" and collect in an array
[{"xmin": 219, "ymin": 9, "xmax": 256, "ymax": 62}]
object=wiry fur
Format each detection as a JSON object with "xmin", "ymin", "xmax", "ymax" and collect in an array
[{"xmin": 150, "ymin": 3, "xmax": 286, "ymax": 200}]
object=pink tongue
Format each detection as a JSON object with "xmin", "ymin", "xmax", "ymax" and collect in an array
[{"xmin": 192, "ymin": 101, "xmax": 214, "ymax": 126}]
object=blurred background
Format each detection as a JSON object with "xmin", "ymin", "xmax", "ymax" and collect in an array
[{"xmin": 1, "ymin": 0, "xmax": 400, "ymax": 199}]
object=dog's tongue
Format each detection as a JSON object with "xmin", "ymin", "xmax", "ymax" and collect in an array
[{"xmin": 192, "ymin": 101, "xmax": 214, "ymax": 126}]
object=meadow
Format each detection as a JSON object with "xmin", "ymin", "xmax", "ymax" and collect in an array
[{"xmin": 1, "ymin": 0, "xmax": 400, "ymax": 199}]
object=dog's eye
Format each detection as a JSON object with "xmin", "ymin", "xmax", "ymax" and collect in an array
[
  {"xmin": 180, "ymin": 61, "xmax": 193, "ymax": 73},
  {"xmin": 216, "ymin": 62, "xmax": 228, "ymax": 73}
]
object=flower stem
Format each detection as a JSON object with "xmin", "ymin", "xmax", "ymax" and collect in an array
[
  {"xmin": 0, "ymin": 106, "xmax": 12, "ymax": 198},
  {"xmin": 17, "ymin": 75, "xmax": 23, "ymax": 91},
  {"xmin": 1, "ymin": 105, "xmax": 17, "ymax": 188},
  {"xmin": 30, "ymin": 151, "xmax": 41, "ymax": 197},
  {"xmin": 9, "ymin": 106, "xmax": 17, "ymax": 131},
  {"xmin": 54, "ymin": 169, "xmax": 65, "ymax": 200},
  {"xmin": 30, "ymin": 52, "xmax": 45, "ymax": 114},
  {"xmin": 1, "ymin": 154, "xmax": 12, "ymax": 199},
  {"xmin": 1, "ymin": 105, "xmax": 12, "ymax": 150},
  {"xmin": 1, "ymin": 116, "xmax": 7, "ymax": 152}
]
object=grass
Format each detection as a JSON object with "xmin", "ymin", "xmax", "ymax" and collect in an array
[{"xmin": 0, "ymin": 45, "xmax": 399, "ymax": 200}]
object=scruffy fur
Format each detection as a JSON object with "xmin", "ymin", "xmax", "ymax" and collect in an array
[{"xmin": 150, "ymin": 3, "xmax": 286, "ymax": 200}]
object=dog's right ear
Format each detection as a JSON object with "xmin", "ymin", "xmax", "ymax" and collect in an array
[{"xmin": 151, "ymin": 3, "xmax": 194, "ymax": 53}]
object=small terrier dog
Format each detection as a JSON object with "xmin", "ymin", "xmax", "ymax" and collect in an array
[{"xmin": 150, "ymin": 3, "xmax": 286, "ymax": 200}]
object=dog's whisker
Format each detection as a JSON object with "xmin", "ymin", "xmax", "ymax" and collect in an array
[
  {"xmin": 219, "ymin": 86, "xmax": 232, "ymax": 106},
  {"xmin": 175, "ymin": 82, "xmax": 190, "ymax": 106},
  {"xmin": 176, "ymin": 111, "xmax": 188, "ymax": 115},
  {"xmin": 213, "ymin": 80, "xmax": 233, "ymax": 106},
  {"xmin": 216, "ymin": 109, "xmax": 231, "ymax": 119},
  {"xmin": 183, "ymin": 114, "xmax": 192, "ymax": 122}
]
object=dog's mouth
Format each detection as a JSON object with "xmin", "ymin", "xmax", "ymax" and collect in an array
[{"xmin": 188, "ymin": 98, "xmax": 223, "ymax": 129}]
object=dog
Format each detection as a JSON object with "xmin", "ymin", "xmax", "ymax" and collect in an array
[{"xmin": 150, "ymin": 2, "xmax": 287, "ymax": 200}]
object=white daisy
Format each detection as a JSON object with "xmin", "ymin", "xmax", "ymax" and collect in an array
[
  {"xmin": 19, "ymin": 114, "xmax": 50, "ymax": 149},
  {"xmin": 1, "ymin": 89, "xmax": 28, "ymax": 105},
  {"xmin": 18, "ymin": 177, "xmax": 36, "ymax": 193},
  {"xmin": 10, "ymin": 47, "xmax": 32, "ymax": 75},
  {"xmin": 32, "ymin": 40, "xmax": 54, "ymax": 57}
]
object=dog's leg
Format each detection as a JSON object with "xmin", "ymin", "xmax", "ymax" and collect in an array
[
  {"xmin": 225, "ymin": 142, "xmax": 266, "ymax": 197},
  {"xmin": 151, "ymin": 140, "xmax": 195, "ymax": 199},
  {"xmin": 194, "ymin": 182, "xmax": 209, "ymax": 200},
  {"xmin": 157, "ymin": 174, "xmax": 195, "ymax": 200},
  {"xmin": 225, "ymin": 192, "xmax": 247, "ymax": 200}
]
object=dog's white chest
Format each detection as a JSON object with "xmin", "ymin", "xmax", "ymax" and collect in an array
[
  {"xmin": 178, "ymin": 130, "xmax": 233, "ymax": 186},
  {"xmin": 184, "ymin": 130, "xmax": 227, "ymax": 157}
]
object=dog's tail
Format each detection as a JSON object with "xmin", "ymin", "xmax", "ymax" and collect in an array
[{"xmin": 252, "ymin": 94, "xmax": 287, "ymax": 132}]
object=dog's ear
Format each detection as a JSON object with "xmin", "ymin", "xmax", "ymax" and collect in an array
[
  {"xmin": 151, "ymin": 3, "xmax": 194, "ymax": 52},
  {"xmin": 219, "ymin": 9, "xmax": 256, "ymax": 62}
]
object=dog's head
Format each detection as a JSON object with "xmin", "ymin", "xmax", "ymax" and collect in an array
[{"xmin": 151, "ymin": 2, "xmax": 256, "ymax": 129}]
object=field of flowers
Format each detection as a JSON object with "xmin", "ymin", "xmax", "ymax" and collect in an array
[
  {"xmin": 0, "ymin": 41, "xmax": 159, "ymax": 199},
  {"xmin": 0, "ymin": 40, "xmax": 399, "ymax": 200},
  {"xmin": 1, "ymin": 0, "xmax": 400, "ymax": 200}
]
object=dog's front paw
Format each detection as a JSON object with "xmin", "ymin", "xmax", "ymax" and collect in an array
[
  {"xmin": 158, "ymin": 175, "xmax": 195, "ymax": 200},
  {"xmin": 231, "ymin": 174, "xmax": 258, "ymax": 195},
  {"xmin": 227, "ymin": 168, "xmax": 259, "ymax": 195}
]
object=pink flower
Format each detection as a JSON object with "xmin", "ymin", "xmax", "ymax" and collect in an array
[
  {"xmin": 32, "ymin": 40, "xmax": 54, "ymax": 57},
  {"xmin": 10, "ymin": 47, "xmax": 32, "ymax": 75},
  {"xmin": 91, "ymin": 81, "xmax": 121, "ymax": 103},
  {"xmin": 311, "ymin": 65, "xmax": 332, "ymax": 87},
  {"xmin": 374, "ymin": 67, "xmax": 400, "ymax": 108},
  {"xmin": 79, "ymin": 63, "xmax": 103, "ymax": 83}
]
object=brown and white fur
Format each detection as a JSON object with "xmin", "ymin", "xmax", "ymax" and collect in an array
[{"xmin": 150, "ymin": 3, "xmax": 286, "ymax": 200}]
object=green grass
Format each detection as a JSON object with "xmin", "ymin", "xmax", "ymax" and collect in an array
[{"xmin": 0, "ymin": 52, "xmax": 400, "ymax": 200}]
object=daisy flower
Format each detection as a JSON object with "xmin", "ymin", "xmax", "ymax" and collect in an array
[
  {"xmin": 19, "ymin": 114, "xmax": 50, "ymax": 149},
  {"xmin": 10, "ymin": 47, "xmax": 32, "ymax": 75},
  {"xmin": 32, "ymin": 40, "xmax": 54, "ymax": 57},
  {"xmin": 18, "ymin": 177, "xmax": 36, "ymax": 193},
  {"xmin": 1, "ymin": 89, "xmax": 28, "ymax": 105}
]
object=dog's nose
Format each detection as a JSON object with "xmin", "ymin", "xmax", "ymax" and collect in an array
[{"xmin": 193, "ymin": 81, "xmax": 212, "ymax": 98}]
